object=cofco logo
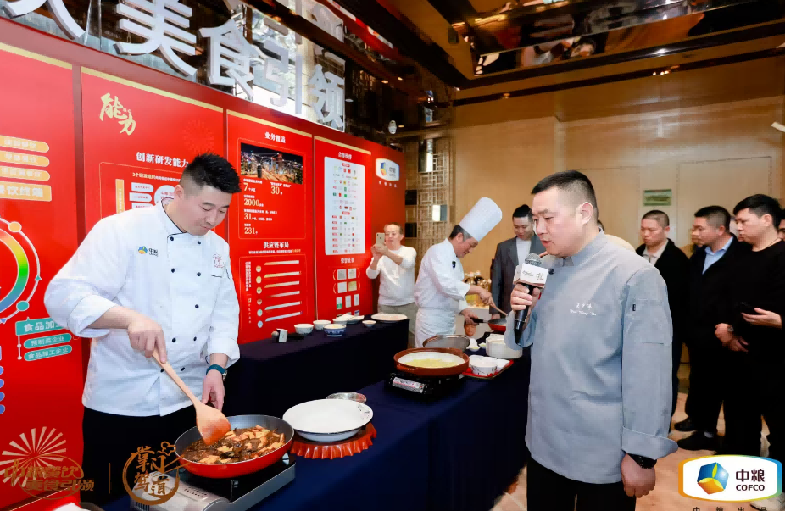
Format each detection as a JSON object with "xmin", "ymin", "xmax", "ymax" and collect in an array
[{"xmin": 679, "ymin": 455, "xmax": 782, "ymax": 503}]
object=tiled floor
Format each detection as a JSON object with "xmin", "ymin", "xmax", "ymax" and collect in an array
[{"xmin": 491, "ymin": 365, "xmax": 771, "ymax": 511}]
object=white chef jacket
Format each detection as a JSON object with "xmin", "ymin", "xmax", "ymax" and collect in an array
[
  {"xmin": 44, "ymin": 201, "xmax": 240, "ymax": 417},
  {"xmin": 365, "ymin": 246, "xmax": 416, "ymax": 306},
  {"xmin": 413, "ymin": 239, "xmax": 470, "ymax": 346}
]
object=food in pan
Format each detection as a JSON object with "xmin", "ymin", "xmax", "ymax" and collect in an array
[
  {"xmin": 398, "ymin": 351, "xmax": 465, "ymax": 369},
  {"xmin": 181, "ymin": 425, "xmax": 286, "ymax": 465},
  {"xmin": 405, "ymin": 358, "xmax": 460, "ymax": 369}
]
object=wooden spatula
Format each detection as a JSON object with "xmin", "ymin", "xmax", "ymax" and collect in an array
[
  {"xmin": 489, "ymin": 303, "xmax": 507, "ymax": 317},
  {"xmin": 153, "ymin": 351, "xmax": 231, "ymax": 445}
]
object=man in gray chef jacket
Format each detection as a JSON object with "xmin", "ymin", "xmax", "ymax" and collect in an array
[{"xmin": 504, "ymin": 170, "xmax": 677, "ymax": 511}]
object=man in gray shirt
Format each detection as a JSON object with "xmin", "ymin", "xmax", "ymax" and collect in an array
[{"xmin": 504, "ymin": 170, "xmax": 677, "ymax": 511}]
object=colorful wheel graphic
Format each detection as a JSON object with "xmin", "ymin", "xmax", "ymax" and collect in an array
[{"xmin": 0, "ymin": 218, "xmax": 41, "ymax": 325}]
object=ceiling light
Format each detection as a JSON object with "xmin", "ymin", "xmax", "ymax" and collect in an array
[
  {"xmin": 503, "ymin": 92, "xmax": 510, "ymax": 99},
  {"xmin": 381, "ymin": 80, "xmax": 388, "ymax": 84},
  {"xmin": 398, "ymin": 77, "xmax": 403, "ymax": 81},
  {"xmin": 345, "ymin": 98, "xmax": 354, "ymax": 103},
  {"xmin": 455, "ymin": 87, "xmax": 460, "ymax": 91},
  {"xmin": 398, "ymin": 124, "xmax": 404, "ymax": 128},
  {"xmin": 657, "ymin": 48, "xmax": 667, "ymax": 54}
]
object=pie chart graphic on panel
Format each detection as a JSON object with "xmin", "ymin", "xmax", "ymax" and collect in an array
[{"xmin": 0, "ymin": 217, "xmax": 41, "ymax": 325}]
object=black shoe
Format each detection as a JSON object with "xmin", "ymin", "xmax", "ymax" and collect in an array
[
  {"xmin": 674, "ymin": 417, "xmax": 698, "ymax": 432},
  {"xmin": 677, "ymin": 432, "xmax": 718, "ymax": 451}
]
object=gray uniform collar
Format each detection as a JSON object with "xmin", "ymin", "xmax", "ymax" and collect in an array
[{"xmin": 557, "ymin": 232, "xmax": 606, "ymax": 267}]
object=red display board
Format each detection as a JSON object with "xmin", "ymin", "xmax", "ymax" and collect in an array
[
  {"xmin": 367, "ymin": 144, "xmax": 406, "ymax": 311},
  {"xmin": 369, "ymin": 145, "xmax": 406, "ymax": 246},
  {"xmin": 314, "ymin": 136, "xmax": 372, "ymax": 319},
  {"xmin": 80, "ymin": 68, "xmax": 226, "ymax": 236},
  {"xmin": 226, "ymin": 111, "xmax": 316, "ymax": 342},
  {"xmin": 0, "ymin": 43, "xmax": 84, "ymax": 509}
]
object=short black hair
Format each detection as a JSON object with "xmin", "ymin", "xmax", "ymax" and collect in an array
[
  {"xmin": 694, "ymin": 205, "xmax": 731, "ymax": 230},
  {"xmin": 733, "ymin": 194, "xmax": 782, "ymax": 226},
  {"xmin": 182, "ymin": 153, "xmax": 241, "ymax": 194},
  {"xmin": 512, "ymin": 204, "xmax": 532, "ymax": 220},
  {"xmin": 642, "ymin": 209, "xmax": 670, "ymax": 227},
  {"xmin": 448, "ymin": 224, "xmax": 471, "ymax": 240},
  {"xmin": 384, "ymin": 222, "xmax": 402, "ymax": 234},
  {"xmin": 531, "ymin": 170, "xmax": 598, "ymax": 220}
]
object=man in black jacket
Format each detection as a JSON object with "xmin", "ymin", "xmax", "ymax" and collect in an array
[
  {"xmin": 490, "ymin": 204, "xmax": 545, "ymax": 316},
  {"xmin": 675, "ymin": 206, "xmax": 740, "ymax": 450},
  {"xmin": 637, "ymin": 210, "xmax": 690, "ymax": 417}
]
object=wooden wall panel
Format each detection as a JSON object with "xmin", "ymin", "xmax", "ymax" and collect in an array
[{"xmin": 452, "ymin": 95, "xmax": 784, "ymax": 278}]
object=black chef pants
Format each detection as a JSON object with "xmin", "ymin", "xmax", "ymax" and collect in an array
[
  {"xmin": 722, "ymin": 350, "xmax": 784, "ymax": 465},
  {"xmin": 683, "ymin": 335, "xmax": 724, "ymax": 432},
  {"xmin": 527, "ymin": 458, "xmax": 636, "ymax": 511},
  {"xmin": 81, "ymin": 406, "xmax": 194, "ymax": 506}
]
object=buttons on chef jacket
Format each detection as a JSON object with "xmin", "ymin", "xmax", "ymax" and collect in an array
[
  {"xmin": 193, "ymin": 337, "xmax": 197, "ymax": 342},
  {"xmin": 160, "ymin": 369, "xmax": 164, "ymax": 373},
  {"xmin": 171, "ymin": 269, "xmax": 175, "ymax": 273},
  {"xmin": 171, "ymin": 338, "xmax": 176, "ymax": 343},
  {"xmin": 197, "ymin": 272, "xmax": 201, "ymax": 276},
  {"xmin": 170, "ymin": 236, "xmax": 174, "ymax": 241},
  {"xmin": 180, "ymin": 367, "xmax": 185, "ymax": 371},
  {"xmin": 195, "ymin": 304, "xmax": 199, "ymax": 308}
]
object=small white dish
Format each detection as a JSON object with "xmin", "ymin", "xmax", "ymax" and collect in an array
[
  {"xmin": 294, "ymin": 324, "xmax": 313, "ymax": 335},
  {"xmin": 313, "ymin": 320, "xmax": 331, "ymax": 330},
  {"xmin": 362, "ymin": 320, "xmax": 376, "ymax": 328},
  {"xmin": 469, "ymin": 355, "xmax": 498, "ymax": 376}
]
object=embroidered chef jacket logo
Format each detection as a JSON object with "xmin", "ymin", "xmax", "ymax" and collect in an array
[
  {"xmin": 138, "ymin": 246, "xmax": 158, "ymax": 256},
  {"xmin": 213, "ymin": 254, "xmax": 225, "ymax": 268},
  {"xmin": 570, "ymin": 303, "xmax": 596, "ymax": 316}
]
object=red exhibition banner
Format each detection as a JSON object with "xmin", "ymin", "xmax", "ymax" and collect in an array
[
  {"xmin": 80, "ymin": 68, "xmax": 226, "ymax": 236},
  {"xmin": 0, "ymin": 43, "xmax": 84, "ymax": 509},
  {"xmin": 226, "ymin": 111, "xmax": 315, "ymax": 342},
  {"xmin": 368, "ymin": 144, "xmax": 406, "ymax": 310},
  {"xmin": 314, "ymin": 136, "xmax": 372, "ymax": 320},
  {"xmin": 369, "ymin": 145, "xmax": 406, "ymax": 247}
]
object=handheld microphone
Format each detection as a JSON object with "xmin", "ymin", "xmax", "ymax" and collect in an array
[{"xmin": 514, "ymin": 253, "xmax": 548, "ymax": 342}]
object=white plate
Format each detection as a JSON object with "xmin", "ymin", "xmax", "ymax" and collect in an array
[
  {"xmin": 283, "ymin": 399, "xmax": 373, "ymax": 435},
  {"xmin": 297, "ymin": 429, "xmax": 359, "ymax": 442},
  {"xmin": 371, "ymin": 313, "xmax": 408, "ymax": 323}
]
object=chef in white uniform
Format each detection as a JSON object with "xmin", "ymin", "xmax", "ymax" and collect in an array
[
  {"xmin": 44, "ymin": 153, "xmax": 241, "ymax": 505},
  {"xmin": 414, "ymin": 197, "xmax": 503, "ymax": 346}
]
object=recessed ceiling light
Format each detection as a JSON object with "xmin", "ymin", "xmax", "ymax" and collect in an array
[
  {"xmin": 381, "ymin": 80, "xmax": 388, "ymax": 84},
  {"xmin": 503, "ymin": 92, "xmax": 510, "ymax": 98},
  {"xmin": 398, "ymin": 124, "xmax": 404, "ymax": 128},
  {"xmin": 398, "ymin": 77, "xmax": 403, "ymax": 81}
]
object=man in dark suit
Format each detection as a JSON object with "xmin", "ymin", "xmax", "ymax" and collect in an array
[
  {"xmin": 636, "ymin": 210, "xmax": 690, "ymax": 418},
  {"xmin": 675, "ymin": 206, "xmax": 740, "ymax": 450},
  {"xmin": 490, "ymin": 204, "xmax": 545, "ymax": 316}
]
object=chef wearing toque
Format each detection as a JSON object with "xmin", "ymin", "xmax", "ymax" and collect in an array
[{"xmin": 414, "ymin": 197, "xmax": 503, "ymax": 347}]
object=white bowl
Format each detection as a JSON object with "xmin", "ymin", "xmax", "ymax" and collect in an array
[
  {"xmin": 324, "ymin": 324, "xmax": 346, "ymax": 336},
  {"xmin": 294, "ymin": 324, "xmax": 314, "ymax": 335},
  {"xmin": 362, "ymin": 320, "xmax": 376, "ymax": 328},
  {"xmin": 335, "ymin": 314, "xmax": 362, "ymax": 325},
  {"xmin": 313, "ymin": 320, "xmax": 331, "ymax": 330},
  {"xmin": 486, "ymin": 336, "xmax": 522, "ymax": 359},
  {"xmin": 283, "ymin": 399, "xmax": 373, "ymax": 442},
  {"xmin": 469, "ymin": 356, "xmax": 498, "ymax": 376}
]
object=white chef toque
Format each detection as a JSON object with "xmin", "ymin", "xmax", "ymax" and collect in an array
[{"xmin": 458, "ymin": 197, "xmax": 503, "ymax": 242}]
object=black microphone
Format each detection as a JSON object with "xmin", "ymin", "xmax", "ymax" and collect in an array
[{"xmin": 514, "ymin": 253, "xmax": 546, "ymax": 342}]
